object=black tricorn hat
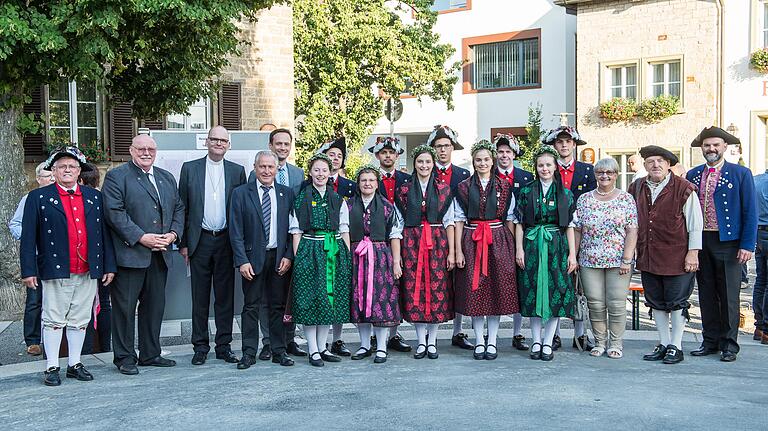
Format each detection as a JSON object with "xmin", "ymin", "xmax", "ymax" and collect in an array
[
  {"xmin": 317, "ymin": 137, "xmax": 347, "ymax": 168},
  {"xmin": 639, "ymin": 145, "xmax": 679, "ymax": 166},
  {"xmin": 690, "ymin": 126, "xmax": 740, "ymax": 147},
  {"xmin": 44, "ymin": 146, "xmax": 93, "ymax": 172}
]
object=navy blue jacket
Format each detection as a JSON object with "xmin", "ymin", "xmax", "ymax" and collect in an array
[
  {"xmin": 502, "ymin": 167, "xmax": 534, "ymax": 200},
  {"xmin": 378, "ymin": 170, "xmax": 411, "ymax": 202},
  {"xmin": 301, "ymin": 174, "xmax": 356, "ymax": 200},
  {"xmin": 568, "ymin": 161, "xmax": 597, "ymax": 203},
  {"xmin": 687, "ymin": 161, "xmax": 758, "ymax": 251},
  {"xmin": 435, "ymin": 164, "xmax": 471, "ymax": 196},
  {"xmin": 20, "ymin": 183, "xmax": 116, "ymax": 280}
]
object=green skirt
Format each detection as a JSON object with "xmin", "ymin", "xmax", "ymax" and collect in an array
[
  {"xmin": 518, "ymin": 225, "xmax": 575, "ymax": 320},
  {"xmin": 290, "ymin": 232, "xmax": 352, "ymax": 325}
]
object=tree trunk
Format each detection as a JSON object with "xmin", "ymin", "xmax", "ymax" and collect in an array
[{"xmin": 0, "ymin": 94, "xmax": 30, "ymax": 320}]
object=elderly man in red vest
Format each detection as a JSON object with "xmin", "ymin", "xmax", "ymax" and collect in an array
[{"xmin": 628, "ymin": 145, "xmax": 703, "ymax": 364}]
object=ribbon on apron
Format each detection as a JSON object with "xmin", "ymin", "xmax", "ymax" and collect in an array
[
  {"xmin": 525, "ymin": 224, "xmax": 559, "ymax": 321},
  {"xmin": 469, "ymin": 219, "xmax": 499, "ymax": 291},
  {"xmin": 319, "ymin": 230, "xmax": 340, "ymax": 308},
  {"xmin": 354, "ymin": 236, "xmax": 375, "ymax": 318},
  {"xmin": 414, "ymin": 222, "xmax": 434, "ymax": 318}
]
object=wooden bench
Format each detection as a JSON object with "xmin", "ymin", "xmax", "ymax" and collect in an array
[{"xmin": 628, "ymin": 284, "xmax": 644, "ymax": 330}]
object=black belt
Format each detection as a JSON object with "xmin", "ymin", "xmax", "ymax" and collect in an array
[
  {"xmin": 759, "ymin": 226, "xmax": 768, "ymax": 232},
  {"xmin": 202, "ymin": 228, "xmax": 228, "ymax": 237}
]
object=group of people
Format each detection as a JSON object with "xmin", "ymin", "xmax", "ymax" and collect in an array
[{"xmin": 13, "ymin": 119, "xmax": 763, "ymax": 385}]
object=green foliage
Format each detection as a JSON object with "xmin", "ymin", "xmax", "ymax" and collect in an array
[
  {"xmin": 519, "ymin": 103, "xmax": 543, "ymax": 173},
  {"xmin": 77, "ymin": 139, "xmax": 108, "ymax": 164},
  {"xmin": 750, "ymin": 48, "xmax": 768, "ymax": 74},
  {"xmin": 637, "ymin": 95, "xmax": 680, "ymax": 122},
  {"xmin": 294, "ymin": 0, "xmax": 460, "ymax": 167},
  {"xmin": 16, "ymin": 113, "xmax": 44, "ymax": 136},
  {"xmin": 0, "ymin": 0, "xmax": 281, "ymax": 118},
  {"xmin": 599, "ymin": 97, "xmax": 637, "ymax": 122}
]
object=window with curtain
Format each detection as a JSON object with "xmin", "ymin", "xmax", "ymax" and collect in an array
[
  {"xmin": 47, "ymin": 80, "xmax": 99, "ymax": 147},
  {"xmin": 650, "ymin": 60, "xmax": 681, "ymax": 98},
  {"xmin": 609, "ymin": 65, "xmax": 637, "ymax": 100},
  {"xmin": 471, "ymin": 38, "xmax": 540, "ymax": 90}
]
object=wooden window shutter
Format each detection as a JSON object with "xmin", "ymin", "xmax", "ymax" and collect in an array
[
  {"xmin": 23, "ymin": 85, "xmax": 47, "ymax": 162},
  {"xmin": 140, "ymin": 118, "xmax": 165, "ymax": 130},
  {"xmin": 109, "ymin": 101, "xmax": 135, "ymax": 161},
  {"xmin": 218, "ymin": 83, "xmax": 241, "ymax": 131}
]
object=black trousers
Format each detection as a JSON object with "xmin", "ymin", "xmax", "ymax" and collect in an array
[
  {"xmin": 83, "ymin": 281, "xmax": 112, "ymax": 354},
  {"xmin": 259, "ymin": 267, "xmax": 296, "ymax": 345},
  {"xmin": 111, "ymin": 252, "xmax": 168, "ymax": 366},
  {"xmin": 190, "ymin": 230, "xmax": 235, "ymax": 354},
  {"xmin": 23, "ymin": 286, "xmax": 42, "ymax": 346},
  {"xmin": 241, "ymin": 250, "xmax": 288, "ymax": 356},
  {"xmin": 697, "ymin": 231, "xmax": 742, "ymax": 353},
  {"xmin": 640, "ymin": 271, "xmax": 695, "ymax": 312}
]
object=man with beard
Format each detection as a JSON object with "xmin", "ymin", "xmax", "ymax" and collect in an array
[{"xmin": 686, "ymin": 126, "xmax": 757, "ymax": 362}]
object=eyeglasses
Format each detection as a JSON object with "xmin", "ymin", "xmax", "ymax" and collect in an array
[
  {"xmin": 595, "ymin": 170, "xmax": 617, "ymax": 177},
  {"xmin": 208, "ymin": 137, "xmax": 229, "ymax": 145},
  {"xmin": 131, "ymin": 146, "xmax": 157, "ymax": 154},
  {"xmin": 434, "ymin": 144, "xmax": 453, "ymax": 150},
  {"xmin": 54, "ymin": 164, "xmax": 81, "ymax": 171}
]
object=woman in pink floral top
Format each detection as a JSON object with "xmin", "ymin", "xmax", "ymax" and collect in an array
[{"xmin": 575, "ymin": 158, "xmax": 638, "ymax": 359}]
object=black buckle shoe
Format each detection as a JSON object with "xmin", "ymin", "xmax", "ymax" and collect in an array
[
  {"xmin": 216, "ymin": 350, "xmax": 239, "ymax": 364},
  {"xmin": 427, "ymin": 344, "xmax": 439, "ymax": 359},
  {"xmin": 44, "ymin": 367, "xmax": 61, "ymax": 386},
  {"xmin": 286, "ymin": 341, "xmax": 308, "ymax": 357},
  {"xmin": 512, "ymin": 335, "xmax": 529, "ymax": 351},
  {"xmin": 643, "ymin": 344, "xmax": 667, "ymax": 361},
  {"xmin": 413, "ymin": 344, "xmax": 427, "ymax": 359},
  {"xmin": 258, "ymin": 345, "xmax": 272, "ymax": 361},
  {"xmin": 540, "ymin": 344, "xmax": 554, "ymax": 361},
  {"xmin": 485, "ymin": 344, "xmax": 498, "ymax": 360},
  {"xmin": 330, "ymin": 340, "xmax": 351, "ymax": 356},
  {"xmin": 66, "ymin": 363, "xmax": 94, "ymax": 381},
  {"xmin": 237, "ymin": 354, "xmax": 257, "ymax": 370},
  {"xmin": 473, "ymin": 344, "xmax": 486, "ymax": 360},
  {"xmin": 387, "ymin": 333, "xmax": 412, "ymax": 352},
  {"xmin": 320, "ymin": 350, "xmax": 342, "ymax": 362},
  {"xmin": 373, "ymin": 350, "xmax": 388, "ymax": 364},
  {"xmin": 662, "ymin": 344, "xmax": 684, "ymax": 364},
  {"xmin": 552, "ymin": 335, "xmax": 562, "ymax": 351},
  {"xmin": 351, "ymin": 347, "xmax": 372, "ymax": 360},
  {"xmin": 529, "ymin": 342, "xmax": 542, "ymax": 360},
  {"xmin": 451, "ymin": 333, "xmax": 474, "ymax": 350},
  {"xmin": 309, "ymin": 352, "xmax": 324, "ymax": 367},
  {"xmin": 191, "ymin": 351, "xmax": 207, "ymax": 365}
]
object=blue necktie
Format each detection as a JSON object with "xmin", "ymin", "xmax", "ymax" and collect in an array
[
  {"xmin": 277, "ymin": 167, "xmax": 287, "ymax": 186},
  {"xmin": 261, "ymin": 185, "xmax": 271, "ymax": 240}
]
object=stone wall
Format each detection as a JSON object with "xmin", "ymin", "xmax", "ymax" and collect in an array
[{"xmin": 574, "ymin": 0, "xmax": 719, "ymax": 168}]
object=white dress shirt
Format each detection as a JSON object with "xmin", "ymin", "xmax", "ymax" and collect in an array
[
  {"xmin": 257, "ymin": 181, "xmax": 279, "ymax": 249},
  {"xmin": 202, "ymin": 157, "xmax": 227, "ymax": 231}
]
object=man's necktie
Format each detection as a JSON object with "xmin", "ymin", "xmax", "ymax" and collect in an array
[
  {"xmin": 261, "ymin": 185, "xmax": 271, "ymax": 240},
  {"xmin": 278, "ymin": 167, "xmax": 287, "ymax": 186}
]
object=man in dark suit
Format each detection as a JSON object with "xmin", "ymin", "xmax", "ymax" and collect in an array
[
  {"xmin": 543, "ymin": 125, "xmax": 597, "ymax": 351},
  {"xmin": 103, "ymin": 134, "xmax": 185, "ymax": 375},
  {"xmin": 20, "ymin": 147, "xmax": 116, "ymax": 386},
  {"xmin": 230, "ymin": 151, "xmax": 296, "ymax": 368},
  {"xmin": 179, "ymin": 126, "xmax": 246, "ymax": 365},
  {"xmin": 428, "ymin": 125, "xmax": 473, "ymax": 350},
  {"xmin": 247, "ymin": 128, "xmax": 307, "ymax": 359},
  {"xmin": 687, "ymin": 126, "xmax": 758, "ymax": 361}
]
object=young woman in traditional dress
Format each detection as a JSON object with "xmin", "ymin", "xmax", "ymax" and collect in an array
[
  {"xmin": 454, "ymin": 140, "xmax": 519, "ymax": 360},
  {"xmin": 347, "ymin": 164, "xmax": 404, "ymax": 364},
  {"xmin": 396, "ymin": 145, "xmax": 455, "ymax": 360},
  {"xmin": 288, "ymin": 153, "xmax": 353, "ymax": 367},
  {"xmin": 514, "ymin": 146, "xmax": 578, "ymax": 361}
]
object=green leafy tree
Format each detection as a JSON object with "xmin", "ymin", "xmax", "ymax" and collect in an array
[
  {"xmin": 0, "ymin": 0, "xmax": 279, "ymax": 317},
  {"xmin": 519, "ymin": 102, "xmax": 543, "ymax": 173},
  {"xmin": 294, "ymin": 0, "xmax": 460, "ymax": 167}
]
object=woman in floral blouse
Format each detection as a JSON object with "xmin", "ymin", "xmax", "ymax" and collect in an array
[{"xmin": 575, "ymin": 157, "xmax": 639, "ymax": 359}]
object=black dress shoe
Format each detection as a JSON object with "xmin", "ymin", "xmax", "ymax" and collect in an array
[
  {"xmin": 272, "ymin": 353, "xmax": 295, "ymax": 366},
  {"xmin": 643, "ymin": 344, "xmax": 667, "ymax": 361},
  {"xmin": 530, "ymin": 342, "xmax": 542, "ymax": 360},
  {"xmin": 387, "ymin": 333, "xmax": 412, "ymax": 352},
  {"xmin": 690, "ymin": 345, "xmax": 719, "ymax": 356},
  {"xmin": 485, "ymin": 344, "xmax": 498, "ymax": 361},
  {"xmin": 662, "ymin": 344, "xmax": 684, "ymax": 364},
  {"xmin": 473, "ymin": 345, "xmax": 486, "ymax": 360},
  {"xmin": 216, "ymin": 350, "xmax": 239, "ymax": 364},
  {"xmin": 66, "ymin": 363, "xmax": 94, "ymax": 381},
  {"xmin": 540, "ymin": 344, "xmax": 554, "ymax": 361},
  {"xmin": 413, "ymin": 344, "xmax": 427, "ymax": 359},
  {"xmin": 118, "ymin": 364, "xmax": 139, "ymax": 375},
  {"xmin": 138, "ymin": 356, "xmax": 176, "ymax": 367},
  {"xmin": 330, "ymin": 340, "xmax": 351, "ymax": 356},
  {"xmin": 451, "ymin": 333, "xmax": 474, "ymax": 350},
  {"xmin": 44, "ymin": 367, "xmax": 61, "ymax": 386},
  {"xmin": 512, "ymin": 335, "xmax": 529, "ymax": 351},
  {"xmin": 351, "ymin": 347, "xmax": 372, "ymax": 360},
  {"xmin": 309, "ymin": 352, "xmax": 324, "ymax": 367},
  {"xmin": 552, "ymin": 335, "xmax": 562, "ymax": 351},
  {"xmin": 720, "ymin": 351, "xmax": 737, "ymax": 362},
  {"xmin": 237, "ymin": 354, "xmax": 257, "ymax": 370},
  {"xmin": 573, "ymin": 335, "xmax": 595, "ymax": 351},
  {"xmin": 286, "ymin": 341, "xmax": 308, "ymax": 357},
  {"xmin": 320, "ymin": 350, "xmax": 342, "ymax": 362},
  {"xmin": 191, "ymin": 352, "xmax": 207, "ymax": 365},
  {"xmin": 371, "ymin": 335, "xmax": 378, "ymax": 350},
  {"xmin": 258, "ymin": 345, "xmax": 272, "ymax": 361},
  {"xmin": 427, "ymin": 344, "xmax": 439, "ymax": 359},
  {"xmin": 373, "ymin": 350, "xmax": 388, "ymax": 364}
]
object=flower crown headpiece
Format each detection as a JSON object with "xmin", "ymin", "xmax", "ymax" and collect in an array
[
  {"xmin": 307, "ymin": 152, "xmax": 333, "ymax": 170},
  {"xmin": 354, "ymin": 163, "xmax": 381, "ymax": 182},
  {"xmin": 532, "ymin": 145, "xmax": 560, "ymax": 161},
  {"xmin": 471, "ymin": 139, "xmax": 497, "ymax": 159},
  {"xmin": 410, "ymin": 144, "xmax": 437, "ymax": 161}
]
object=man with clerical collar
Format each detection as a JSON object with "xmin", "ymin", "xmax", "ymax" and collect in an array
[
  {"xmin": 427, "ymin": 124, "xmax": 473, "ymax": 350},
  {"xmin": 542, "ymin": 125, "xmax": 596, "ymax": 351},
  {"xmin": 179, "ymin": 126, "xmax": 247, "ymax": 366},
  {"xmin": 629, "ymin": 145, "xmax": 702, "ymax": 364},
  {"xmin": 686, "ymin": 126, "xmax": 758, "ymax": 362},
  {"xmin": 20, "ymin": 147, "xmax": 116, "ymax": 385}
]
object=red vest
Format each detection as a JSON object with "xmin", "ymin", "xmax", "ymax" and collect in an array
[
  {"xmin": 58, "ymin": 185, "xmax": 89, "ymax": 274},
  {"xmin": 382, "ymin": 173, "xmax": 396, "ymax": 203},
  {"xmin": 436, "ymin": 165, "xmax": 453, "ymax": 187}
]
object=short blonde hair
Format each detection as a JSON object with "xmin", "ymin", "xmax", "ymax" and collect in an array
[{"xmin": 35, "ymin": 162, "xmax": 49, "ymax": 177}]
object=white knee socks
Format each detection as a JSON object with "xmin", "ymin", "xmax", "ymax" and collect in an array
[
  {"xmin": 43, "ymin": 327, "xmax": 63, "ymax": 369},
  {"xmin": 472, "ymin": 317, "xmax": 485, "ymax": 347},
  {"xmin": 305, "ymin": 325, "xmax": 319, "ymax": 355},
  {"xmin": 358, "ymin": 323, "xmax": 372, "ymax": 350},
  {"xmin": 652, "ymin": 309, "xmax": 671, "ymax": 346},
  {"xmin": 530, "ymin": 317, "xmax": 542, "ymax": 351},
  {"xmin": 415, "ymin": 323, "xmax": 427, "ymax": 353},
  {"xmin": 670, "ymin": 310, "xmax": 686, "ymax": 347},
  {"xmin": 66, "ymin": 327, "xmax": 86, "ymax": 366},
  {"xmin": 453, "ymin": 314, "xmax": 463, "ymax": 336},
  {"xmin": 317, "ymin": 325, "xmax": 331, "ymax": 352},
  {"xmin": 427, "ymin": 323, "xmax": 439, "ymax": 351},
  {"xmin": 487, "ymin": 316, "xmax": 500, "ymax": 349},
  {"xmin": 542, "ymin": 318, "xmax": 560, "ymax": 353},
  {"xmin": 512, "ymin": 313, "xmax": 523, "ymax": 336},
  {"xmin": 374, "ymin": 327, "xmax": 389, "ymax": 355}
]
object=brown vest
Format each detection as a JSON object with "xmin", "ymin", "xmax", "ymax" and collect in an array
[{"xmin": 628, "ymin": 174, "xmax": 696, "ymax": 276}]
